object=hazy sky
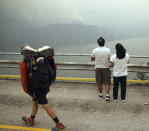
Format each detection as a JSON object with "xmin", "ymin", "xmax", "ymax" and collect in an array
[{"xmin": 1, "ymin": 0, "xmax": 149, "ymax": 30}]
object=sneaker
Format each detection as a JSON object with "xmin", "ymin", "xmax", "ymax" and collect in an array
[
  {"xmin": 98, "ymin": 94, "xmax": 103, "ymax": 100},
  {"xmin": 22, "ymin": 116, "xmax": 34, "ymax": 126},
  {"xmin": 114, "ymin": 99, "xmax": 118, "ymax": 102},
  {"xmin": 106, "ymin": 96, "xmax": 110, "ymax": 101},
  {"xmin": 144, "ymin": 102, "xmax": 149, "ymax": 105},
  {"xmin": 122, "ymin": 99, "xmax": 125, "ymax": 102},
  {"xmin": 55, "ymin": 122, "xmax": 65, "ymax": 130}
]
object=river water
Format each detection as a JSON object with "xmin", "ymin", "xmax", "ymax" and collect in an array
[{"xmin": 0, "ymin": 37, "xmax": 149, "ymax": 80}]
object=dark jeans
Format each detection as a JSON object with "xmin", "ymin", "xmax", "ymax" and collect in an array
[{"xmin": 113, "ymin": 76, "xmax": 127, "ymax": 100}]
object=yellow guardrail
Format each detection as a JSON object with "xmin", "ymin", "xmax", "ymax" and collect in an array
[{"xmin": 0, "ymin": 75, "xmax": 149, "ymax": 84}]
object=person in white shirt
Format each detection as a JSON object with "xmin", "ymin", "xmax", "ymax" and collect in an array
[
  {"xmin": 91, "ymin": 37, "xmax": 111, "ymax": 101},
  {"xmin": 110, "ymin": 43, "xmax": 130, "ymax": 101}
]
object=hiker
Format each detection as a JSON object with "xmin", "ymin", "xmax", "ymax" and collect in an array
[
  {"xmin": 110, "ymin": 43, "xmax": 130, "ymax": 101},
  {"xmin": 91, "ymin": 37, "xmax": 111, "ymax": 101},
  {"xmin": 20, "ymin": 45, "xmax": 65, "ymax": 129}
]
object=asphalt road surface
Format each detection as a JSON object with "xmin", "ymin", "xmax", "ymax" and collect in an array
[{"xmin": 0, "ymin": 80, "xmax": 149, "ymax": 131}]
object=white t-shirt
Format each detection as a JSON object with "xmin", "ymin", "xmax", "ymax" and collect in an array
[
  {"xmin": 91, "ymin": 46, "xmax": 111, "ymax": 68},
  {"xmin": 110, "ymin": 53, "xmax": 130, "ymax": 77}
]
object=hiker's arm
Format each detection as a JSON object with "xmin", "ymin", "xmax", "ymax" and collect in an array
[
  {"xmin": 91, "ymin": 57, "xmax": 95, "ymax": 61},
  {"xmin": 109, "ymin": 62, "xmax": 114, "ymax": 67},
  {"xmin": 91, "ymin": 49, "xmax": 95, "ymax": 61}
]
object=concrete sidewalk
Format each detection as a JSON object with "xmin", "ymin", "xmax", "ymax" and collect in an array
[{"xmin": 0, "ymin": 80, "xmax": 149, "ymax": 131}]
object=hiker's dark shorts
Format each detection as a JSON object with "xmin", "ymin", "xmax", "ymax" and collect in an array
[
  {"xmin": 32, "ymin": 88, "xmax": 48, "ymax": 105},
  {"xmin": 95, "ymin": 68, "xmax": 111, "ymax": 85}
]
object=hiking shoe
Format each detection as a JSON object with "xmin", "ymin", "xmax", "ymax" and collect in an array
[
  {"xmin": 106, "ymin": 96, "xmax": 110, "ymax": 101},
  {"xmin": 22, "ymin": 116, "xmax": 34, "ymax": 126},
  {"xmin": 55, "ymin": 122, "xmax": 65, "ymax": 130},
  {"xmin": 98, "ymin": 94, "xmax": 103, "ymax": 100}
]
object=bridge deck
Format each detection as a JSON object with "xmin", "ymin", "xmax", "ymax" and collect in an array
[{"xmin": 0, "ymin": 80, "xmax": 149, "ymax": 131}]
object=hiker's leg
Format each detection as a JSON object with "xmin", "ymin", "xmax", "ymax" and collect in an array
[
  {"xmin": 98, "ymin": 85, "xmax": 103, "ymax": 93},
  {"xmin": 42, "ymin": 104, "xmax": 57, "ymax": 119},
  {"xmin": 96, "ymin": 68, "xmax": 103, "ymax": 94},
  {"xmin": 42, "ymin": 103, "xmax": 65, "ymax": 129},
  {"xmin": 21, "ymin": 100, "xmax": 38, "ymax": 126},
  {"xmin": 103, "ymin": 68, "xmax": 111, "ymax": 97},
  {"xmin": 31, "ymin": 100, "xmax": 38, "ymax": 117}
]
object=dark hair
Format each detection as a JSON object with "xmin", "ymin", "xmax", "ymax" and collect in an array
[
  {"xmin": 116, "ymin": 43, "xmax": 126, "ymax": 59},
  {"xmin": 97, "ymin": 37, "xmax": 105, "ymax": 46}
]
